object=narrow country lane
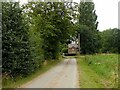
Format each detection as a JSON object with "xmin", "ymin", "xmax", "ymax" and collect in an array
[{"xmin": 20, "ymin": 58, "xmax": 79, "ymax": 88}]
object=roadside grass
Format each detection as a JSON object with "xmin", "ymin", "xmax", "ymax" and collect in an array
[
  {"xmin": 77, "ymin": 56, "xmax": 105, "ymax": 88},
  {"xmin": 77, "ymin": 54, "xmax": 118, "ymax": 88},
  {"xmin": 2, "ymin": 59, "xmax": 62, "ymax": 88}
]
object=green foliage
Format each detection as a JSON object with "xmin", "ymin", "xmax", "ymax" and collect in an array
[
  {"xmin": 77, "ymin": 54, "xmax": 118, "ymax": 88},
  {"xmin": 29, "ymin": 24, "xmax": 44, "ymax": 69},
  {"xmin": 84, "ymin": 54, "xmax": 118, "ymax": 88},
  {"xmin": 24, "ymin": 2, "xmax": 75, "ymax": 60},
  {"xmin": 77, "ymin": 1, "xmax": 100, "ymax": 54},
  {"xmin": 77, "ymin": 56, "xmax": 105, "ymax": 88},
  {"xmin": 99, "ymin": 28, "xmax": 119, "ymax": 53},
  {"xmin": 118, "ymin": 30, "xmax": 120, "ymax": 53},
  {"xmin": 79, "ymin": 2, "xmax": 98, "ymax": 30},
  {"xmin": 61, "ymin": 48, "xmax": 68, "ymax": 53},
  {"xmin": 2, "ymin": 1, "xmax": 77, "ymax": 80},
  {"xmin": 2, "ymin": 2, "xmax": 32, "ymax": 77}
]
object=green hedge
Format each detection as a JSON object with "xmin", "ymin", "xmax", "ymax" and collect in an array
[{"xmin": 2, "ymin": 2, "xmax": 44, "ymax": 78}]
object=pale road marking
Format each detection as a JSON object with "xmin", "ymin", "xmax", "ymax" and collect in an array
[{"xmin": 20, "ymin": 58, "xmax": 79, "ymax": 88}]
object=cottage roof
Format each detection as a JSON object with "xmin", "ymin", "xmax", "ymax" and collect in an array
[{"xmin": 68, "ymin": 43, "xmax": 78, "ymax": 48}]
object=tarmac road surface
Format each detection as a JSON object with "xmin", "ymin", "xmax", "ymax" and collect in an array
[{"xmin": 20, "ymin": 58, "xmax": 79, "ymax": 88}]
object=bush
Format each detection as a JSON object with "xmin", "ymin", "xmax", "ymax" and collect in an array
[
  {"xmin": 2, "ymin": 2, "xmax": 32, "ymax": 76},
  {"xmin": 61, "ymin": 48, "xmax": 68, "ymax": 53},
  {"xmin": 2, "ymin": 2, "xmax": 44, "ymax": 78}
]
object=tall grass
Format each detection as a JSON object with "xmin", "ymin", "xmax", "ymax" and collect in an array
[
  {"xmin": 77, "ymin": 56, "xmax": 105, "ymax": 88},
  {"xmin": 84, "ymin": 54, "xmax": 118, "ymax": 88}
]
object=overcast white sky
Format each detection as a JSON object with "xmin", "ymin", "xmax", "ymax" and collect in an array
[
  {"xmin": 92, "ymin": 0, "xmax": 119, "ymax": 31},
  {"xmin": 20, "ymin": 0, "xmax": 119, "ymax": 31}
]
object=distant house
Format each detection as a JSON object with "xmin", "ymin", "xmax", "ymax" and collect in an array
[{"xmin": 68, "ymin": 43, "xmax": 78, "ymax": 54}]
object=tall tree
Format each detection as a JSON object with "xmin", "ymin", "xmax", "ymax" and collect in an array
[
  {"xmin": 77, "ymin": 0, "xmax": 100, "ymax": 54},
  {"xmin": 24, "ymin": 2, "xmax": 75, "ymax": 60}
]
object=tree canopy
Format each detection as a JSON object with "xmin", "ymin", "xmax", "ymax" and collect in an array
[
  {"xmin": 99, "ymin": 28, "xmax": 119, "ymax": 53},
  {"xmin": 76, "ymin": 1, "xmax": 100, "ymax": 54}
]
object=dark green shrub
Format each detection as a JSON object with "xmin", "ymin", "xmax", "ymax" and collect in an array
[
  {"xmin": 61, "ymin": 48, "xmax": 68, "ymax": 53},
  {"xmin": 2, "ymin": 2, "xmax": 32, "ymax": 77}
]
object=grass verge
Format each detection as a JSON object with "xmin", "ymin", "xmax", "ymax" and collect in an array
[
  {"xmin": 77, "ymin": 56, "xmax": 105, "ymax": 88},
  {"xmin": 77, "ymin": 54, "xmax": 118, "ymax": 88},
  {"xmin": 2, "ymin": 59, "xmax": 62, "ymax": 88}
]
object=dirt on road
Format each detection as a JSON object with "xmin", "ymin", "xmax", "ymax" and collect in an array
[{"xmin": 20, "ymin": 58, "xmax": 79, "ymax": 88}]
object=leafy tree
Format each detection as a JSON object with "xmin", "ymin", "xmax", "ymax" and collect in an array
[
  {"xmin": 77, "ymin": 1, "xmax": 100, "ymax": 54},
  {"xmin": 117, "ymin": 29, "xmax": 120, "ymax": 53},
  {"xmin": 99, "ymin": 28, "xmax": 119, "ymax": 53},
  {"xmin": 24, "ymin": 2, "xmax": 75, "ymax": 60}
]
